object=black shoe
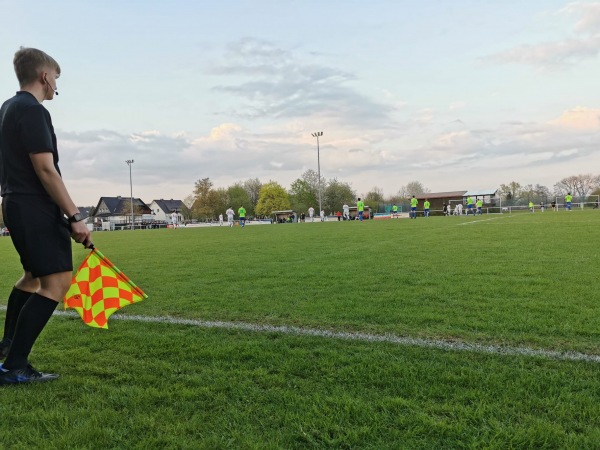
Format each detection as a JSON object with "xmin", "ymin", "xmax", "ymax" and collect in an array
[
  {"xmin": 0, "ymin": 339, "xmax": 11, "ymax": 360},
  {"xmin": 0, "ymin": 363, "xmax": 59, "ymax": 385}
]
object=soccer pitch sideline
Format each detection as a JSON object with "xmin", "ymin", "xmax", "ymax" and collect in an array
[{"xmin": 1, "ymin": 211, "xmax": 599, "ymax": 449}]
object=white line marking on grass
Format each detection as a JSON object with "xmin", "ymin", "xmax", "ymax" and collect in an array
[
  {"xmin": 34, "ymin": 308, "xmax": 600, "ymax": 364},
  {"xmin": 457, "ymin": 215, "xmax": 516, "ymax": 226}
]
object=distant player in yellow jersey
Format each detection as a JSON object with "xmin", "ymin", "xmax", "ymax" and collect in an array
[
  {"xmin": 410, "ymin": 196, "xmax": 418, "ymax": 219},
  {"xmin": 357, "ymin": 198, "xmax": 365, "ymax": 221},
  {"xmin": 238, "ymin": 205, "xmax": 246, "ymax": 227}
]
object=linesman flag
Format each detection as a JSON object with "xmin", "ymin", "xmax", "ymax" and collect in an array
[{"xmin": 64, "ymin": 247, "xmax": 148, "ymax": 329}]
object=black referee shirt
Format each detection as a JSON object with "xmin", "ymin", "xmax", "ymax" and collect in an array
[{"xmin": 0, "ymin": 91, "xmax": 61, "ymax": 197}]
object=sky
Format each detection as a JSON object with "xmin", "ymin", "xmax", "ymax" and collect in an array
[{"xmin": 1, "ymin": 0, "xmax": 599, "ymax": 206}]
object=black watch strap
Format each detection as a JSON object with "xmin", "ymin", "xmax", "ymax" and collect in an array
[{"xmin": 68, "ymin": 213, "xmax": 83, "ymax": 223}]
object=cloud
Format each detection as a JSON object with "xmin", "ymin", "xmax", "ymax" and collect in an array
[
  {"xmin": 57, "ymin": 102, "xmax": 600, "ymax": 207},
  {"xmin": 561, "ymin": 2, "xmax": 600, "ymax": 33},
  {"xmin": 209, "ymin": 38, "xmax": 395, "ymax": 126},
  {"xmin": 448, "ymin": 102, "xmax": 466, "ymax": 111},
  {"xmin": 485, "ymin": 2, "xmax": 600, "ymax": 68},
  {"xmin": 548, "ymin": 106, "xmax": 600, "ymax": 130},
  {"xmin": 486, "ymin": 36, "xmax": 600, "ymax": 68}
]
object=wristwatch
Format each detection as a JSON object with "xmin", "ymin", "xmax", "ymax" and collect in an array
[{"xmin": 68, "ymin": 213, "xmax": 83, "ymax": 223}]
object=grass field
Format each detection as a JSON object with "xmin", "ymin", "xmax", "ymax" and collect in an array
[{"xmin": 1, "ymin": 211, "xmax": 599, "ymax": 449}]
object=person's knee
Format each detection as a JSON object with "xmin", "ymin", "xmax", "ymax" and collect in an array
[
  {"xmin": 15, "ymin": 271, "xmax": 40, "ymax": 292},
  {"xmin": 37, "ymin": 271, "xmax": 73, "ymax": 301}
]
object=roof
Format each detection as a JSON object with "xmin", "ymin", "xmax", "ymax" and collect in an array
[
  {"xmin": 92, "ymin": 196, "xmax": 151, "ymax": 217},
  {"xmin": 415, "ymin": 191, "xmax": 466, "ymax": 200},
  {"xmin": 152, "ymin": 199, "xmax": 184, "ymax": 213},
  {"xmin": 77, "ymin": 207, "xmax": 92, "ymax": 219},
  {"xmin": 464, "ymin": 189, "xmax": 498, "ymax": 197}
]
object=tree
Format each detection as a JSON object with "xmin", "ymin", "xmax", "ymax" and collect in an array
[
  {"xmin": 499, "ymin": 181, "xmax": 522, "ymax": 202},
  {"xmin": 568, "ymin": 174, "xmax": 598, "ymax": 199},
  {"xmin": 256, "ymin": 181, "xmax": 291, "ymax": 216},
  {"xmin": 520, "ymin": 184, "xmax": 537, "ymax": 203},
  {"xmin": 227, "ymin": 184, "xmax": 253, "ymax": 216},
  {"xmin": 119, "ymin": 200, "xmax": 145, "ymax": 223},
  {"xmin": 534, "ymin": 184, "xmax": 551, "ymax": 203},
  {"xmin": 323, "ymin": 178, "xmax": 355, "ymax": 213},
  {"xmin": 183, "ymin": 194, "xmax": 195, "ymax": 209},
  {"xmin": 365, "ymin": 187, "xmax": 385, "ymax": 213},
  {"xmin": 205, "ymin": 188, "xmax": 229, "ymax": 219},
  {"xmin": 289, "ymin": 178, "xmax": 317, "ymax": 214},
  {"xmin": 554, "ymin": 175, "xmax": 579, "ymax": 198},
  {"xmin": 398, "ymin": 181, "xmax": 429, "ymax": 198},
  {"xmin": 180, "ymin": 194, "xmax": 195, "ymax": 221},
  {"xmin": 193, "ymin": 177, "xmax": 213, "ymax": 199},
  {"xmin": 191, "ymin": 177, "xmax": 214, "ymax": 219},
  {"xmin": 301, "ymin": 169, "xmax": 326, "ymax": 198},
  {"xmin": 366, "ymin": 187, "xmax": 384, "ymax": 202},
  {"xmin": 243, "ymin": 178, "xmax": 262, "ymax": 210}
]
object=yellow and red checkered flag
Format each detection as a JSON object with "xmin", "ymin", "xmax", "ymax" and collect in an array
[{"xmin": 64, "ymin": 247, "xmax": 148, "ymax": 329}]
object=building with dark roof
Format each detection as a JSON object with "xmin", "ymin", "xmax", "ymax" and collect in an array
[
  {"xmin": 148, "ymin": 199, "xmax": 184, "ymax": 224},
  {"xmin": 91, "ymin": 196, "xmax": 152, "ymax": 228}
]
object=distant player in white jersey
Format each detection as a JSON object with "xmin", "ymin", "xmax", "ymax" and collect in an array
[
  {"xmin": 320, "ymin": 210, "xmax": 325, "ymax": 222},
  {"xmin": 218, "ymin": 214, "xmax": 223, "ymax": 226},
  {"xmin": 342, "ymin": 203, "xmax": 350, "ymax": 220},
  {"xmin": 226, "ymin": 207, "xmax": 234, "ymax": 227},
  {"xmin": 308, "ymin": 206, "xmax": 315, "ymax": 222},
  {"xmin": 171, "ymin": 211, "xmax": 178, "ymax": 228}
]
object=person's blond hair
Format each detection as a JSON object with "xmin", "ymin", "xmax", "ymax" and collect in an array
[{"xmin": 13, "ymin": 47, "xmax": 61, "ymax": 88}]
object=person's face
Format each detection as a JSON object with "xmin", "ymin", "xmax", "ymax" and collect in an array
[{"xmin": 42, "ymin": 67, "xmax": 59, "ymax": 101}]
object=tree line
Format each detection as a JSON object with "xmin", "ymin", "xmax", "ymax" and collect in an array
[
  {"xmin": 186, "ymin": 171, "xmax": 357, "ymax": 220},
  {"xmin": 498, "ymin": 173, "xmax": 600, "ymax": 205},
  {"xmin": 181, "ymin": 172, "xmax": 600, "ymax": 221}
]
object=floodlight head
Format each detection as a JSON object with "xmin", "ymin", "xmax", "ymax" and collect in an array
[{"xmin": 312, "ymin": 131, "xmax": 323, "ymax": 137}]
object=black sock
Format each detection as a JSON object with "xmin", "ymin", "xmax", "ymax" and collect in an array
[
  {"xmin": 2, "ymin": 287, "xmax": 32, "ymax": 342},
  {"xmin": 2, "ymin": 293, "xmax": 58, "ymax": 370}
]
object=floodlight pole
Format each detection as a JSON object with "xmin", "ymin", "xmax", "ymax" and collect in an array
[
  {"xmin": 312, "ymin": 131, "xmax": 323, "ymax": 214},
  {"xmin": 126, "ymin": 159, "xmax": 135, "ymax": 230}
]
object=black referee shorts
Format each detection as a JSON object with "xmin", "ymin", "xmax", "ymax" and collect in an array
[{"xmin": 2, "ymin": 195, "xmax": 73, "ymax": 278}]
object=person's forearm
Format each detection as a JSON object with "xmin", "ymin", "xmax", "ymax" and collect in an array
[{"xmin": 35, "ymin": 166, "xmax": 79, "ymax": 217}]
